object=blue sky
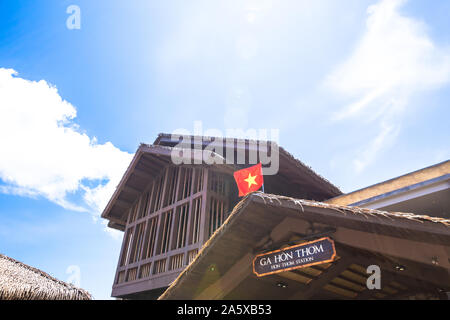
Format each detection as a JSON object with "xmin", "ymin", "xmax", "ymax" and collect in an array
[{"xmin": 0, "ymin": 0, "xmax": 449, "ymax": 299}]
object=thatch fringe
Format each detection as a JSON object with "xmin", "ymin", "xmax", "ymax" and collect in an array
[
  {"xmin": 0, "ymin": 254, "xmax": 92, "ymax": 300},
  {"xmin": 253, "ymin": 192, "xmax": 450, "ymax": 226}
]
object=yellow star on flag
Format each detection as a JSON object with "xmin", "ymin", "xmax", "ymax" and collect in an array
[{"xmin": 244, "ymin": 173, "xmax": 258, "ymax": 188}]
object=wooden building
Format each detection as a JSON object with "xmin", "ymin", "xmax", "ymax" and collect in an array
[
  {"xmin": 102, "ymin": 134, "xmax": 450, "ymax": 299},
  {"xmin": 101, "ymin": 133, "xmax": 341, "ymax": 299}
]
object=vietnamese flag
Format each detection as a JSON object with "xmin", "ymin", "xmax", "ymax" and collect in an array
[{"xmin": 233, "ymin": 163, "xmax": 264, "ymax": 197}]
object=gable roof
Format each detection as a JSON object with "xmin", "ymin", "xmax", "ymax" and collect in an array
[{"xmin": 0, "ymin": 254, "xmax": 92, "ymax": 300}]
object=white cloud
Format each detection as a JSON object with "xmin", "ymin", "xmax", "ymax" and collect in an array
[
  {"xmin": 0, "ymin": 68, "xmax": 133, "ymax": 220},
  {"xmin": 325, "ymin": 0, "xmax": 450, "ymax": 172}
]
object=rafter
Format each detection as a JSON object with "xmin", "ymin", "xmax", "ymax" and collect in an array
[
  {"xmin": 289, "ymin": 256, "xmax": 353, "ymax": 300},
  {"xmin": 133, "ymin": 168, "xmax": 155, "ymax": 180}
]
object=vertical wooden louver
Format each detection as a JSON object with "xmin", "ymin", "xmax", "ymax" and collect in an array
[
  {"xmin": 139, "ymin": 192, "xmax": 150, "ymax": 219},
  {"xmin": 153, "ymin": 259, "xmax": 166, "ymax": 275},
  {"xmin": 139, "ymin": 263, "xmax": 151, "ymax": 279},
  {"xmin": 208, "ymin": 197, "xmax": 225, "ymax": 237},
  {"xmin": 129, "ymin": 222, "xmax": 145, "ymax": 263},
  {"xmin": 159, "ymin": 210, "xmax": 173, "ymax": 254},
  {"xmin": 190, "ymin": 197, "xmax": 202, "ymax": 244},
  {"xmin": 164, "ymin": 167, "xmax": 179, "ymax": 207},
  {"xmin": 127, "ymin": 267, "xmax": 138, "ymax": 282},
  {"xmin": 120, "ymin": 228, "xmax": 134, "ymax": 266},
  {"xmin": 210, "ymin": 171, "xmax": 227, "ymax": 195},
  {"xmin": 178, "ymin": 167, "xmax": 193, "ymax": 201},
  {"xmin": 187, "ymin": 249, "xmax": 199, "ymax": 265},
  {"xmin": 142, "ymin": 216, "xmax": 159, "ymax": 259},
  {"xmin": 128, "ymin": 202, "xmax": 139, "ymax": 224},
  {"xmin": 173, "ymin": 203, "xmax": 189, "ymax": 249},
  {"xmin": 151, "ymin": 175, "xmax": 164, "ymax": 213},
  {"xmin": 116, "ymin": 271, "xmax": 126, "ymax": 284},
  {"xmin": 193, "ymin": 168, "xmax": 204, "ymax": 194},
  {"xmin": 169, "ymin": 253, "xmax": 184, "ymax": 270}
]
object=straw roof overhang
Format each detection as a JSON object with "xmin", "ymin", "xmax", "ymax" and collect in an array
[
  {"xmin": 0, "ymin": 254, "xmax": 92, "ymax": 300},
  {"xmin": 159, "ymin": 192, "xmax": 450, "ymax": 300},
  {"xmin": 102, "ymin": 144, "xmax": 236, "ymax": 230}
]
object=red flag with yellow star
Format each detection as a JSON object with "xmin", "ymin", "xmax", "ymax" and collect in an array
[{"xmin": 233, "ymin": 163, "xmax": 264, "ymax": 197}]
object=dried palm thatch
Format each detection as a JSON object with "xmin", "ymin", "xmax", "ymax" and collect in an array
[
  {"xmin": 0, "ymin": 254, "xmax": 92, "ymax": 300},
  {"xmin": 253, "ymin": 192, "xmax": 450, "ymax": 226}
]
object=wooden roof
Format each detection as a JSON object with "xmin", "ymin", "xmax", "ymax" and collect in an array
[
  {"xmin": 155, "ymin": 133, "xmax": 341, "ymax": 197},
  {"xmin": 159, "ymin": 193, "xmax": 450, "ymax": 300},
  {"xmin": 0, "ymin": 254, "xmax": 92, "ymax": 300}
]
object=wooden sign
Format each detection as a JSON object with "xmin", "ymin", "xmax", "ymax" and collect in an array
[{"xmin": 253, "ymin": 237, "xmax": 336, "ymax": 277}]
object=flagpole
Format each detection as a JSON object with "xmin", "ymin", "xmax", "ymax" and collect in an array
[{"xmin": 261, "ymin": 163, "xmax": 264, "ymax": 193}]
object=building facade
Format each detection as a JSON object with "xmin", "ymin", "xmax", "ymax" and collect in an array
[{"xmin": 102, "ymin": 134, "xmax": 449, "ymax": 299}]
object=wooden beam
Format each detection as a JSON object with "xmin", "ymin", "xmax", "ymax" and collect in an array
[
  {"xmin": 334, "ymin": 227, "xmax": 450, "ymax": 269},
  {"xmin": 136, "ymin": 163, "xmax": 161, "ymax": 177},
  {"xmin": 122, "ymin": 185, "xmax": 141, "ymax": 195},
  {"xmin": 134, "ymin": 168, "xmax": 155, "ymax": 180},
  {"xmin": 107, "ymin": 214, "xmax": 127, "ymax": 225},
  {"xmin": 138, "ymin": 159, "xmax": 164, "ymax": 175},
  {"xmin": 289, "ymin": 257, "xmax": 353, "ymax": 300},
  {"xmin": 115, "ymin": 199, "xmax": 133, "ymax": 208}
]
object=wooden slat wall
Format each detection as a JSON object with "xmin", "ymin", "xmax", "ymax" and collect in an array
[
  {"xmin": 187, "ymin": 249, "xmax": 199, "ymax": 265},
  {"xmin": 142, "ymin": 216, "xmax": 159, "ymax": 259},
  {"xmin": 139, "ymin": 192, "xmax": 150, "ymax": 219},
  {"xmin": 139, "ymin": 263, "xmax": 151, "ymax": 279},
  {"xmin": 208, "ymin": 197, "xmax": 226, "ymax": 237},
  {"xmin": 169, "ymin": 253, "xmax": 184, "ymax": 271},
  {"xmin": 193, "ymin": 168, "xmax": 204, "ymax": 194},
  {"xmin": 190, "ymin": 197, "xmax": 202, "ymax": 245},
  {"xmin": 129, "ymin": 222, "xmax": 145, "ymax": 263},
  {"xmin": 178, "ymin": 167, "xmax": 193, "ymax": 201},
  {"xmin": 128, "ymin": 202, "xmax": 139, "ymax": 224},
  {"xmin": 120, "ymin": 227, "xmax": 134, "ymax": 266},
  {"xmin": 151, "ymin": 174, "xmax": 164, "ymax": 213},
  {"xmin": 174, "ymin": 203, "xmax": 189, "ymax": 250},
  {"xmin": 153, "ymin": 259, "xmax": 167, "ymax": 275},
  {"xmin": 116, "ymin": 271, "xmax": 126, "ymax": 284},
  {"xmin": 165, "ymin": 167, "xmax": 179, "ymax": 207},
  {"xmin": 127, "ymin": 267, "xmax": 138, "ymax": 282},
  {"xmin": 159, "ymin": 210, "xmax": 173, "ymax": 255},
  {"xmin": 114, "ymin": 166, "xmax": 241, "ymax": 291}
]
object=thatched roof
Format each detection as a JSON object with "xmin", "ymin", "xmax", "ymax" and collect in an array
[
  {"xmin": 0, "ymin": 254, "xmax": 92, "ymax": 300},
  {"xmin": 159, "ymin": 192, "xmax": 450, "ymax": 300},
  {"xmin": 255, "ymin": 193, "xmax": 450, "ymax": 227}
]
